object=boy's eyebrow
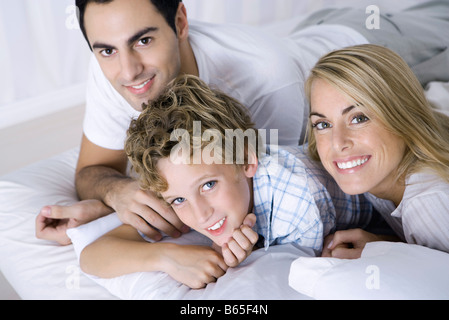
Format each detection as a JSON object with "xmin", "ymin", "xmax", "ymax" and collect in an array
[
  {"xmin": 91, "ymin": 26, "xmax": 158, "ymax": 50},
  {"xmin": 163, "ymin": 174, "xmax": 216, "ymax": 202}
]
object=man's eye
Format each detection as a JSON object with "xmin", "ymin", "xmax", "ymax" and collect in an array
[
  {"xmin": 137, "ymin": 37, "xmax": 152, "ymax": 46},
  {"xmin": 100, "ymin": 48, "xmax": 116, "ymax": 57}
]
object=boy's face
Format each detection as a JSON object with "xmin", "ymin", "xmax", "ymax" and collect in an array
[
  {"xmin": 84, "ymin": 0, "xmax": 185, "ymax": 111},
  {"xmin": 158, "ymin": 158, "xmax": 257, "ymax": 246}
]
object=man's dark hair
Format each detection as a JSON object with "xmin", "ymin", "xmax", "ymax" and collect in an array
[{"xmin": 76, "ymin": 0, "xmax": 182, "ymax": 50}]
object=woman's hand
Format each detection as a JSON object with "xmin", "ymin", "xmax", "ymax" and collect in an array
[{"xmin": 321, "ymin": 228, "xmax": 383, "ymax": 259}]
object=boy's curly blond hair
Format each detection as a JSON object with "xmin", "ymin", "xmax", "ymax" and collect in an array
[{"xmin": 125, "ymin": 75, "xmax": 257, "ymax": 194}]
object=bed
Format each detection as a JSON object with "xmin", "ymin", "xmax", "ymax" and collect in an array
[
  {"xmin": 1, "ymin": 81, "xmax": 449, "ymax": 300},
  {"xmin": 1, "ymin": 0, "xmax": 449, "ymax": 301}
]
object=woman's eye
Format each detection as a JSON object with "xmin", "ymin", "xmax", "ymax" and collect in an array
[
  {"xmin": 172, "ymin": 198, "xmax": 185, "ymax": 205},
  {"xmin": 202, "ymin": 181, "xmax": 216, "ymax": 191},
  {"xmin": 312, "ymin": 121, "xmax": 332, "ymax": 130},
  {"xmin": 351, "ymin": 114, "xmax": 370, "ymax": 124}
]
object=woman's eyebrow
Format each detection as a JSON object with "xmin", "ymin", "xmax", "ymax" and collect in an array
[
  {"xmin": 309, "ymin": 105, "xmax": 356, "ymax": 118},
  {"xmin": 309, "ymin": 111, "xmax": 325, "ymax": 118},
  {"xmin": 342, "ymin": 105, "xmax": 356, "ymax": 115}
]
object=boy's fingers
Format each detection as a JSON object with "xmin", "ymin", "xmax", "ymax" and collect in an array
[
  {"xmin": 227, "ymin": 238, "xmax": 247, "ymax": 262},
  {"xmin": 232, "ymin": 229, "xmax": 253, "ymax": 251},
  {"xmin": 242, "ymin": 213, "xmax": 257, "ymax": 228},
  {"xmin": 240, "ymin": 225, "xmax": 259, "ymax": 244},
  {"xmin": 222, "ymin": 243, "xmax": 238, "ymax": 267}
]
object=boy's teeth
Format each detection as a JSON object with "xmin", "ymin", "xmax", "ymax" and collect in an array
[
  {"xmin": 132, "ymin": 79, "xmax": 150, "ymax": 89},
  {"xmin": 337, "ymin": 157, "xmax": 368, "ymax": 169},
  {"xmin": 208, "ymin": 218, "xmax": 225, "ymax": 231}
]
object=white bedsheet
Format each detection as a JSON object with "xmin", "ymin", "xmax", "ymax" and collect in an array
[
  {"xmin": 0, "ymin": 149, "xmax": 115, "ymax": 299},
  {"xmin": 68, "ymin": 213, "xmax": 313, "ymax": 300},
  {"xmin": 0, "ymin": 148, "xmax": 311, "ymax": 300}
]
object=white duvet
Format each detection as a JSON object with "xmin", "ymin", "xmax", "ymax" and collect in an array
[{"xmin": 1, "ymin": 81, "xmax": 449, "ymax": 300}]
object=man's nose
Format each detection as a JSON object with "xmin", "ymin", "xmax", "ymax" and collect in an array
[{"xmin": 120, "ymin": 50, "xmax": 144, "ymax": 83}]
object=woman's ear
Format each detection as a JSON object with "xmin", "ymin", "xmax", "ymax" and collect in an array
[{"xmin": 243, "ymin": 151, "xmax": 258, "ymax": 178}]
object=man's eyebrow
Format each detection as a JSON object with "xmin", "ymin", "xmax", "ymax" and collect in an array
[
  {"xmin": 91, "ymin": 27, "xmax": 158, "ymax": 50},
  {"xmin": 92, "ymin": 42, "xmax": 115, "ymax": 50},
  {"xmin": 127, "ymin": 26, "xmax": 158, "ymax": 46}
]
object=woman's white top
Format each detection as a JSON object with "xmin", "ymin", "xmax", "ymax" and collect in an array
[{"xmin": 365, "ymin": 170, "xmax": 449, "ymax": 253}]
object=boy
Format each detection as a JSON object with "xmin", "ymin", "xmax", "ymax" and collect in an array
[{"xmin": 80, "ymin": 75, "xmax": 372, "ymax": 289}]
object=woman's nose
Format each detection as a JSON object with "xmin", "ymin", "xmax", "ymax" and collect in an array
[{"xmin": 332, "ymin": 125, "xmax": 353, "ymax": 152}]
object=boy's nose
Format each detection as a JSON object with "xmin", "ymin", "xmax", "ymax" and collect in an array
[{"xmin": 192, "ymin": 198, "xmax": 214, "ymax": 225}]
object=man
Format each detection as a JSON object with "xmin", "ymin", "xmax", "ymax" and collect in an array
[{"xmin": 36, "ymin": 0, "xmax": 449, "ymax": 245}]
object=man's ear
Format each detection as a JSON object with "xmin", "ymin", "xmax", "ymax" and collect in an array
[
  {"xmin": 175, "ymin": 2, "xmax": 189, "ymax": 40},
  {"xmin": 243, "ymin": 151, "xmax": 258, "ymax": 178}
]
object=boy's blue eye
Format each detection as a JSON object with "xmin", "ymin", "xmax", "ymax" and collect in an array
[
  {"xmin": 172, "ymin": 198, "xmax": 185, "ymax": 205},
  {"xmin": 202, "ymin": 181, "xmax": 216, "ymax": 191}
]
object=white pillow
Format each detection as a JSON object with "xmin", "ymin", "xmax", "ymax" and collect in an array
[{"xmin": 289, "ymin": 241, "xmax": 449, "ymax": 300}]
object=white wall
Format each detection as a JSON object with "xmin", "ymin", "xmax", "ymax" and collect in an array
[
  {"xmin": 0, "ymin": 0, "xmax": 91, "ymax": 129},
  {"xmin": 0, "ymin": 0, "xmax": 423, "ymax": 130}
]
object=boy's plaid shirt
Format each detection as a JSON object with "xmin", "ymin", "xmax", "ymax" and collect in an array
[{"xmin": 253, "ymin": 145, "xmax": 373, "ymax": 251}]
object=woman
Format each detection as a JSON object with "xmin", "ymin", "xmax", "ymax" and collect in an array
[{"xmin": 305, "ymin": 44, "xmax": 449, "ymax": 258}]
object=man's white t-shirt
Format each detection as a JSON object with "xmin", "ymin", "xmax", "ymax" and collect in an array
[{"xmin": 83, "ymin": 21, "xmax": 368, "ymax": 150}]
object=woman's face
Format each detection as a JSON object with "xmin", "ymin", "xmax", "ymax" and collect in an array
[{"xmin": 309, "ymin": 79, "xmax": 407, "ymax": 203}]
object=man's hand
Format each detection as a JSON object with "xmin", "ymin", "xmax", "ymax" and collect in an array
[
  {"xmin": 36, "ymin": 199, "xmax": 111, "ymax": 245},
  {"xmin": 221, "ymin": 213, "xmax": 258, "ymax": 267},
  {"xmin": 74, "ymin": 135, "xmax": 189, "ymax": 242},
  {"xmin": 107, "ymin": 179, "xmax": 190, "ymax": 241}
]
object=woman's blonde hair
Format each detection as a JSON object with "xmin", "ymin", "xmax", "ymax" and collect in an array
[
  {"xmin": 125, "ymin": 75, "xmax": 257, "ymax": 194},
  {"xmin": 305, "ymin": 44, "xmax": 449, "ymax": 182}
]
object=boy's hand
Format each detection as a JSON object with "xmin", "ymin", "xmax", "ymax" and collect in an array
[
  {"xmin": 163, "ymin": 244, "xmax": 228, "ymax": 289},
  {"xmin": 222, "ymin": 213, "xmax": 258, "ymax": 268}
]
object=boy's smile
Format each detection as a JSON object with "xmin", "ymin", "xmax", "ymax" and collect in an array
[{"xmin": 158, "ymin": 157, "xmax": 257, "ymax": 246}]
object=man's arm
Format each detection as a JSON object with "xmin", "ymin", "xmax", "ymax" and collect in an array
[
  {"xmin": 80, "ymin": 224, "xmax": 228, "ymax": 289},
  {"xmin": 75, "ymin": 134, "xmax": 188, "ymax": 239}
]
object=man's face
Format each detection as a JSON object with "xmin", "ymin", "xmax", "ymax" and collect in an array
[{"xmin": 84, "ymin": 0, "xmax": 183, "ymax": 111}]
